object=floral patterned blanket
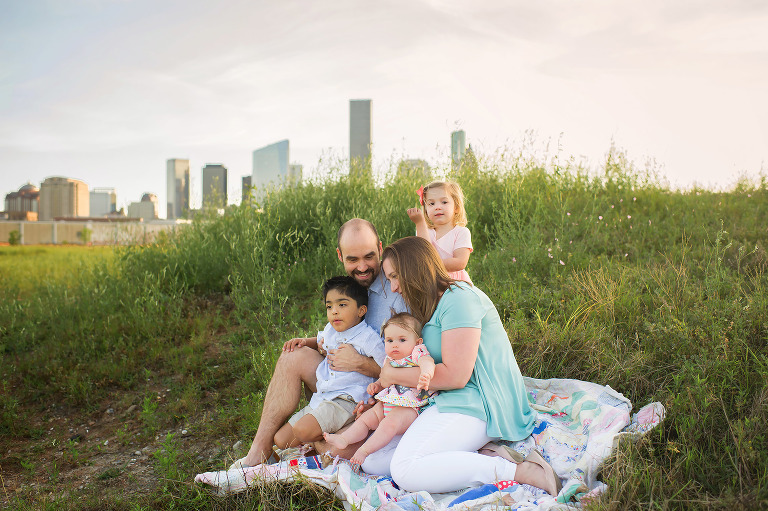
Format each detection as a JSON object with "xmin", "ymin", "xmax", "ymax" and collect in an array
[{"xmin": 195, "ymin": 377, "xmax": 665, "ymax": 510}]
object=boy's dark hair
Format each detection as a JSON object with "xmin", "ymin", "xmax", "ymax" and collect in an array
[{"xmin": 322, "ymin": 276, "xmax": 368, "ymax": 308}]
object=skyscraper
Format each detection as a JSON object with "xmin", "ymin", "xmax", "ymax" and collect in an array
[
  {"xmin": 252, "ymin": 140, "xmax": 290, "ymax": 193},
  {"xmin": 288, "ymin": 164, "xmax": 303, "ymax": 183},
  {"xmin": 166, "ymin": 159, "xmax": 190, "ymax": 219},
  {"xmin": 202, "ymin": 164, "xmax": 228, "ymax": 208},
  {"xmin": 451, "ymin": 130, "xmax": 466, "ymax": 171},
  {"xmin": 90, "ymin": 187, "xmax": 117, "ymax": 217},
  {"xmin": 349, "ymin": 99, "xmax": 372, "ymax": 177},
  {"xmin": 39, "ymin": 177, "xmax": 89, "ymax": 220},
  {"xmin": 242, "ymin": 175, "xmax": 252, "ymax": 203}
]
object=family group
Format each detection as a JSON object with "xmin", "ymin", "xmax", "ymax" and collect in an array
[{"xmin": 229, "ymin": 181, "xmax": 561, "ymax": 497}]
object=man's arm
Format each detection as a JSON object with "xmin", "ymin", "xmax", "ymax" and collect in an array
[{"xmin": 326, "ymin": 344, "xmax": 381, "ymax": 378}]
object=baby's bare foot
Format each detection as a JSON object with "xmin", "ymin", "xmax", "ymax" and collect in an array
[
  {"xmin": 323, "ymin": 432, "xmax": 349, "ymax": 450},
  {"xmin": 350, "ymin": 447, "xmax": 369, "ymax": 465}
]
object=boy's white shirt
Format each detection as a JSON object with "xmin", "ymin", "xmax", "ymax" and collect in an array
[{"xmin": 309, "ymin": 320, "xmax": 386, "ymax": 409}]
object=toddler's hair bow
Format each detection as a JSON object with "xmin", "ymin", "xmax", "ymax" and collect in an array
[{"xmin": 416, "ymin": 185, "xmax": 425, "ymax": 205}]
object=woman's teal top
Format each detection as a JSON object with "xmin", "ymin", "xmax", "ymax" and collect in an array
[{"xmin": 422, "ymin": 283, "xmax": 535, "ymax": 440}]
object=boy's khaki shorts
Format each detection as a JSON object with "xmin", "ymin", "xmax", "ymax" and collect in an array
[{"xmin": 288, "ymin": 394, "xmax": 358, "ymax": 433}]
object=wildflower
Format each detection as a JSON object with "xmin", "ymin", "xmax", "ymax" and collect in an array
[
  {"xmin": 620, "ymin": 199, "xmax": 623, "ymax": 202},
  {"xmin": 627, "ymin": 215, "xmax": 631, "ymax": 219},
  {"xmin": 559, "ymin": 260, "xmax": 565, "ymax": 265},
  {"xmin": 548, "ymin": 253, "xmax": 553, "ymax": 259},
  {"xmin": 611, "ymin": 205, "xmax": 614, "ymax": 209},
  {"xmin": 599, "ymin": 215, "xmax": 603, "ymax": 220},
  {"xmin": 569, "ymin": 240, "xmax": 572, "ymax": 244},
  {"xmin": 567, "ymin": 212, "xmax": 571, "ymax": 216},
  {"xmin": 649, "ymin": 220, "xmax": 652, "ymax": 225},
  {"xmin": 624, "ymin": 253, "xmax": 628, "ymax": 257},
  {"xmin": 512, "ymin": 257, "xmax": 517, "ymax": 263},
  {"xmin": 547, "ymin": 248, "xmax": 552, "ymax": 252},
  {"xmin": 748, "ymin": 194, "xmax": 752, "ymax": 198},
  {"xmin": 633, "ymin": 197, "xmax": 636, "ymax": 201}
]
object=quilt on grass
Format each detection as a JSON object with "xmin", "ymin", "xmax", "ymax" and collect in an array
[{"xmin": 195, "ymin": 377, "xmax": 665, "ymax": 510}]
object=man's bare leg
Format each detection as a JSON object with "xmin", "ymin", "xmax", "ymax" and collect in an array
[{"xmin": 238, "ymin": 347, "xmax": 323, "ymax": 467}]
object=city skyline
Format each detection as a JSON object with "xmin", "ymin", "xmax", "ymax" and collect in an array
[{"xmin": 2, "ymin": 1, "xmax": 766, "ymax": 217}]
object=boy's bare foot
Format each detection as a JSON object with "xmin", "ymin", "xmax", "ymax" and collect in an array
[
  {"xmin": 350, "ymin": 447, "xmax": 369, "ymax": 465},
  {"xmin": 323, "ymin": 432, "xmax": 350, "ymax": 450}
]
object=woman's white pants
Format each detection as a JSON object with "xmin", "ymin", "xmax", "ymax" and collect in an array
[{"xmin": 360, "ymin": 406, "xmax": 518, "ymax": 493}]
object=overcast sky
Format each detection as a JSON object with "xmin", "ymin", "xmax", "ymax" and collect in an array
[{"xmin": 2, "ymin": 0, "xmax": 766, "ymax": 215}]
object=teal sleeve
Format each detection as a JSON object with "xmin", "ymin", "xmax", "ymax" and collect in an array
[{"xmin": 438, "ymin": 285, "xmax": 484, "ymax": 331}]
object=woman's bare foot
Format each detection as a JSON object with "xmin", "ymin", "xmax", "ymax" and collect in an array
[
  {"xmin": 323, "ymin": 432, "xmax": 350, "ymax": 451},
  {"xmin": 350, "ymin": 447, "xmax": 369, "ymax": 465}
]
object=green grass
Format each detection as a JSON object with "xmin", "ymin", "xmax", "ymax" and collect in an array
[
  {"xmin": 1, "ymin": 149, "xmax": 767, "ymax": 509},
  {"xmin": 0, "ymin": 245, "xmax": 114, "ymax": 295}
]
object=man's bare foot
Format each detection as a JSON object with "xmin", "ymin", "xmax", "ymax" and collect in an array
[
  {"xmin": 323, "ymin": 432, "xmax": 350, "ymax": 451},
  {"xmin": 350, "ymin": 447, "xmax": 369, "ymax": 465}
]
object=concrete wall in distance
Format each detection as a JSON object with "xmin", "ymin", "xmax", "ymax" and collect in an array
[
  {"xmin": 24, "ymin": 223, "xmax": 55, "ymax": 244},
  {"xmin": 0, "ymin": 222, "xmax": 21, "ymax": 242},
  {"xmin": 0, "ymin": 220, "xmax": 185, "ymax": 245}
]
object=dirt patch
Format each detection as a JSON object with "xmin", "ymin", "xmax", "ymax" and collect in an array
[{"xmin": 1, "ymin": 392, "xmax": 234, "ymax": 507}]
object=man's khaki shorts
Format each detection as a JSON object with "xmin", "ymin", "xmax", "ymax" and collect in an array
[{"xmin": 288, "ymin": 394, "xmax": 358, "ymax": 433}]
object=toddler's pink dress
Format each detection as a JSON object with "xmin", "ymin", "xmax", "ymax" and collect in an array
[
  {"xmin": 428, "ymin": 226, "xmax": 473, "ymax": 283},
  {"xmin": 375, "ymin": 344, "xmax": 436, "ymax": 409}
]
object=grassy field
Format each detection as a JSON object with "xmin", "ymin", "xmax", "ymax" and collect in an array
[
  {"xmin": 1, "ymin": 151, "xmax": 767, "ymax": 510},
  {"xmin": 0, "ymin": 245, "xmax": 115, "ymax": 295}
]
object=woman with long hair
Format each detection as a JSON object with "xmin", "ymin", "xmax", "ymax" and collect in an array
[{"xmin": 361, "ymin": 236, "xmax": 561, "ymax": 496}]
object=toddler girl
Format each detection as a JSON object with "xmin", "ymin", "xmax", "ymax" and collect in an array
[
  {"xmin": 407, "ymin": 180, "xmax": 472, "ymax": 282},
  {"xmin": 323, "ymin": 312, "xmax": 435, "ymax": 465}
]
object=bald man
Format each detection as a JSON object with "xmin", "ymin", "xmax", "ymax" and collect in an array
[{"xmin": 232, "ymin": 219, "xmax": 407, "ymax": 469}]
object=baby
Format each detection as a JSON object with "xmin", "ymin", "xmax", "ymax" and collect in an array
[
  {"xmin": 324, "ymin": 312, "xmax": 435, "ymax": 464},
  {"xmin": 273, "ymin": 276, "xmax": 386, "ymax": 450}
]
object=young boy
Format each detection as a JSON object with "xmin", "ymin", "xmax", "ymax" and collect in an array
[{"xmin": 274, "ymin": 276, "xmax": 386, "ymax": 450}]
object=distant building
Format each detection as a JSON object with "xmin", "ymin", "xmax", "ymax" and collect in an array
[
  {"xmin": 398, "ymin": 159, "xmax": 431, "ymax": 179},
  {"xmin": 464, "ymin": 143, "xmax": 478, "ymax": 172},
  {"xmin": 90, "ymin": 187, "xmax": 117, "ymax": 217},
  {"xmin": 252, "ymin": 140, "xmax": 290, "ymax": 193},
  {"xmin": 5, "ymin": 183, "xmax": 40, "ymax": 221},
  {"xmin": 166, "ymin": 158, "xmax": 190, "ymax": 219},
  {"xmin": 451, "ymin": 130, "xmax": 466, "ymax": 171},
  {"xmin": 289, "ymin": 164, "xmax": 303, "ymax": 183},
  {"xmin": 350, "ymin": 99, "xmax": 372, "ymax": 177},
  {"xmin": 127, "ymin": 193, "xmax": 159, "ymax": 222},
  {"xmin": 202, "ymin": 164, "xmax": 228, "ymax": 208},
  {"xmin": 39, "ymin": 177, "xmax": 89, "ymax": 220},
  {"xmin": 242, "ymin": 175, "xmax": 252, "ymax": 203}
]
